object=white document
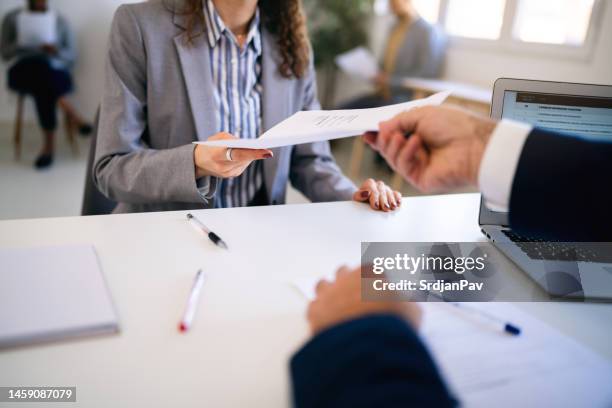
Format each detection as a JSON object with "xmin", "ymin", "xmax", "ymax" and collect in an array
[
  {"xmin": 0, "ymin": 245, "xmax": 119, "ymax": 349},
  {"xmin": 16, "ymin": 10, "xmax": 58, "ymax": 48},
  {"xmin": 196, "ymin": 91, "xmax": 450, "ymax": 150},
  {"xmin": 291, "ymin": 277, "xmax": 612, "ymax": 407},
  {"xmin": 335, "ymin": 47, "xmax": 379, "ymax": 80}
]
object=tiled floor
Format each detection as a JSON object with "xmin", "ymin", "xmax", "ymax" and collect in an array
[{"xmin": 0, "ymin": 123, "xmax": 474, "ymax": 221}]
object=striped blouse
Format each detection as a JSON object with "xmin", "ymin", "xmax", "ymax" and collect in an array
[{"xmin": 203, "ymin": 0, "xmax": 264, "ymax": 208}]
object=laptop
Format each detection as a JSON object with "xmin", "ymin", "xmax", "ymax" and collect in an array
[{"xmin": 479, "ymin": 78, "xmax": 612, "ymax": 301}]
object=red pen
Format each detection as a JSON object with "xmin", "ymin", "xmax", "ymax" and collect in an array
[{"xmin": 178, "ymin": 269, "xmax": 206, "ymax": 333}]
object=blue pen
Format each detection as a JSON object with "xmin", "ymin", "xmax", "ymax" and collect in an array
[{"xmin": 428, "ymin": 292, "xmax": 521, "ymax": 336}]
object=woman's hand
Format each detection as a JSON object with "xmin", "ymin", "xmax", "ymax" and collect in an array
[
  {"xmin": 352, "ymin": 178, "xmax": 402, "ymax": 212},
  {"xmin": 41, "ymin": 44, "xmax": 58, "ymax": 55},
  {"xmin": 372, "ymin": 72, "xmax": 389, "ymax": 88},
  {"xmin": 194, "ymin": 132, "xmax": 273, "ymax": 179}
]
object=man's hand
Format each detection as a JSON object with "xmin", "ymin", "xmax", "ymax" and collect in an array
[
  {"xmin": 364, "ymin": 106, "xmax": 497, "ymax": 193},
  {"xmin": 307, "ymin": 266, "xmax": 422, "ymax": 335}
]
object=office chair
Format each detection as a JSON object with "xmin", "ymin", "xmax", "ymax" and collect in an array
[{"xmin": 81, "ymin": 109, "xmax": 117, "ymax": 216}]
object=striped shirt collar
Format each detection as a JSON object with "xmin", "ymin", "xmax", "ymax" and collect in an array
[{"xmin": 203, "ymin": 0, "xmax": 262, "ymax": 55}]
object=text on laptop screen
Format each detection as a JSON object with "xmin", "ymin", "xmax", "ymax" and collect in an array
[{"xmin": 502, "ymin": 91, "xmax": 612, "ymax": 139}]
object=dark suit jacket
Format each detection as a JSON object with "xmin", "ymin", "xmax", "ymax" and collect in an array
[
  {"xmin": 291, "ymin": 315, "xmax": 456, "ymax": 408},
  {"xmin": 509, "ymin": 128, "xmax": 612, "ymax": 241}
]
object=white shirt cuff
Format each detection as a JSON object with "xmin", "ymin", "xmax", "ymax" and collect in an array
[{"xmin": 478, "ymin": 120, "xmax": 532, "ymax": 212}]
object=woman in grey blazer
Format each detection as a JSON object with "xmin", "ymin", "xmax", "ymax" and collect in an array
[{"xmin": 94, "ymin": 0, "xmax": 401, "ymax": 213}]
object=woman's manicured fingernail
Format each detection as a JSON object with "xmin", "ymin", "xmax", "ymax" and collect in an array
[
  {"xmin": 360, "ymin": 190, "xmax": 370, "ymax": 198},
  {"xmin": 385, "ymin": 203, "xmax": 391, "ymax": 210},
  {"xmin": 374, "ymin": 201, "xmax": 379, "ymax": 209},
  {"xmin": 264, "ymin": 153, "xmax": 273, "ymax": 158}
]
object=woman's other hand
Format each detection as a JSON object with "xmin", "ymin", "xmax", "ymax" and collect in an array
[
  {"xmin": 194, "ymin": 132, "xmax": 273, "ymax": 179},
  {"xmin": 41, "ymin": 44, "xmax": 58, "ymax": 55},
  {"xmin": 372, "ymin": 72, "xmax": 389, "ymax": 88},
  {"xmin": 352, "ymin": 178, "xmax": 402, "ymax": 212}
]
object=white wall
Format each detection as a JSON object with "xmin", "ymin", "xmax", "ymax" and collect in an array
[
  {"xmin": 442, "ymin": 4, "xmax": 612, "ymax": 88},
  {"xmin": 0, "ymin": 0, "xmax": 139, "ymax": 123}
]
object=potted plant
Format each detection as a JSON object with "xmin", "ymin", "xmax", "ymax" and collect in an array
[{"xmin": 303, "ymin": 0, "xmax": 373, "ymax": 108}]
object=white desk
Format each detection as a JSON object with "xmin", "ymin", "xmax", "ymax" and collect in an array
[{"xmin": 1, "ymin": 194, "xmax": 611, "ymax": 407}]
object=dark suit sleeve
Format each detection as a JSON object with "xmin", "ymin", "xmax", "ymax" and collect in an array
[
  {"xmin": 290, "ymin": 315, "xmax": 457, "ymax": 408},
  {"xmin": 509, "ymin": 128, "xmax": 612, "ymax": 241}
]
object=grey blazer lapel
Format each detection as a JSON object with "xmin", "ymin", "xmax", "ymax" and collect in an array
[
  {"xmin": 261, "ymin": 29, "xmax": 293, "ymax": 198},
  {"xmin": 173, "ymin": 18, "xmax": 219, "ymax": 141}
]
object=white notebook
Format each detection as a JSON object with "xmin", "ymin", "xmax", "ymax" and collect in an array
[{"xmin": 0, "ymin": 245, "xmax": 119, "ymax": 349}]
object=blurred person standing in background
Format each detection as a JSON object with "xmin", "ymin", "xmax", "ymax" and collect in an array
[
  {"xmin": 1, "ymin": 0, "xmax": 92, "ymax": 169},
  {"xmin": 341, "ymin": 0, "xmax": 447, "ymax": 109}
]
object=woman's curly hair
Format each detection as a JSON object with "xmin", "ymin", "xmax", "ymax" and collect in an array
[{"xmin": 173, "ymin": 0, "xmax": 310, "ymax": 79}]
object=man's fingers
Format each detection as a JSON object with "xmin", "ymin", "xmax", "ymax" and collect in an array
[
  {"xmin": 363, "ymin": 132, "xmax": 378, "ymax": 150},
  {"xmin": 230, "ymin": 148, "xmax": 273, "ymax": 162},
  {"xmin": 396, "ymin": 136, "xmax": 424, "ymax": 186},
  {"xmin": 398, "ymin": 135, "xmax": 431, "ymax": 191},
  {"xmin": 315, "ymin": 279, "xmax": 331, "ymax": 295},
  {"xmin": 380, "ymin": 106, "xmax": 429, "ymax": 136},
  {"xmin": 384, "ymin": 131, "xmax": 407, "ymax": 170},
  {"xmin": 336, "ymin": 265, "xmax": 351, "ymax": 278}
]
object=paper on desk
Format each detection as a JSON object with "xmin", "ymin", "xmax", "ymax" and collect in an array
[
  {"xmin": 195, "ymin": 91, "xmax": 451, "ymax": 150},
  {"xmin": 291, "ymin": 277, "xmax": 612, "ymax": 407},
  {"xmin": 422, "ymin": 303, "xmax": 612, "ymax": 407},
  {"xmin": 291, "ymin": 275, "xmax": 335, "ymax": 300},
  {"xmin": 335, "ymin": 47, "xmax": 379, "ymax": 80}
]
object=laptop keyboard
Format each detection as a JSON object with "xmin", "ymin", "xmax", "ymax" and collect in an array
[{"xmin": 502, "ymin": 230, "xmax": 612, "ymax": 263}]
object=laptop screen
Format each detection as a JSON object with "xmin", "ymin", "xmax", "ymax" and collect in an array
[{"xmin": 501, "ymin": 91, "xmax": 612, "ymax": 139}]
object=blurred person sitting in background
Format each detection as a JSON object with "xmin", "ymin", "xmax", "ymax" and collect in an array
[
  {"xmin": 1, "ymin": 0, "xmax": 92, "ymax": 169},
  {"xmin": 341, "ymin": 0, "xmax": 447, "ymax": 109}
]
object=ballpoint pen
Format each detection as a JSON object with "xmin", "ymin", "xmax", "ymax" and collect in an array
[
  {"xmin": 428, "ymin": 291, "xmax": 521, "ymax": 336},
  {"xmin": 178, "ymin": 269, "xmax": 206, "ymax": 332},
  {"xmin": 187, "ymin": 213, "xmax": 228, "ymax": 249}
]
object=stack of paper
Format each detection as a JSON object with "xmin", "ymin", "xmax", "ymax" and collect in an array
[
  {"xmin": 0, "ymin": 245, "xmax": 119, "ymax": 349},
  {"xmin": 196, "ymin": 91, "xmax": 450, "ymax": 149}
]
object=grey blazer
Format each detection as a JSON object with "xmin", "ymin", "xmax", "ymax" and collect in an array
[
  {"xmin": 94, "ymin": 0, "xmax": 356, "ymax": 214},
  {"xmin": 388, "ymin": 18, "xmax": 447, "ymax": 91},
  {"xmin": 0, "ymin": 8, "xmax": 75, "ymax": 69}
]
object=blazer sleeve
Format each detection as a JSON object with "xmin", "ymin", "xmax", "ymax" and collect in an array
[
  {"xmin": 291, "ymin": 315, "xmax": 457, "ymax": 408},
  {"xmin": 509, "ymin": 128, "xmax": 612, "ymax": 241},
  {"xmin": 94, "ymin": 5, "xmax": 212, "ymax": 205},
  {"xmin": 0, "ymin": 10, "xmax": 27, "ymax": 61},
  {"xmin": 411, "ymin": 25, "xmax": 446, "ymax": 79},
  {"xmin": 389, "ymin": 23, "xmax": 447, "ymax": 87},
  {"xmin": 289, "ymin": 59, "xmax": 357, "ymax": 203}
]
